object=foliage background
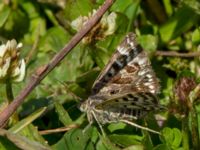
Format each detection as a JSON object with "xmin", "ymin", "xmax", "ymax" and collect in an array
[{"xmin": 0, "ymin": 0, "xmax": 200, "ymax": 149}]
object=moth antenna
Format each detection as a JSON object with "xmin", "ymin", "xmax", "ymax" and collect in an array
[
  {"xmin": 120, "ymin": 119, "xmax": 161, "ymax": 135},
  {"xmin": 91, "ymin": 111, "xmax": 106, "ymax": 137},
  {"xmin": 55, "ymin": 79, "xmax": 83, "ymax": 102}
]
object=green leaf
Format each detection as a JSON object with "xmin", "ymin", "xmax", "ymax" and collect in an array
[
  {"xmin": 96, "ymin": 140, "xmax": 108, "ymax": 150},
  {"xmin": 76, "ymin": 68, "xmax": 100, "ymax": 94},
  {"xmin": 163, "ymin": 0, "xmax": 173, "ymax": 16},
  {"xmin": 109, "ymin": 134, "xmax": 143, "ymax": 147},
  {"xmin": 22, "ymin": 124, "xmax": 48, "ymax": 145},
  {"xmin": 111, "ymin": 0, "xmax": 134, "ymax": 13},
  {"xmin": 44, "ymin": 8, "xmax": 59, "ymax": 26},
  {"xmin": 107, "ymin": 122, "xmax": 126, "ymax": 133},
  {"xmin": 0, "ymin": 7, "xmax": 29, "ymax": 39},
  {"xmin": 142, "ymin": 133, "xmax": 153, "ymax": 150},
  {"xmin": 23, "ymin": 17, "xmax": 46, "ymax": 45},
  {"xmin": 171, "ymin": 128, "xmax": 182, "ymax": 148},
  {"xmin": 64, "ymin": 0, "xmax": 93, "ymax": 20},
  {"xmin": 192, "ymin": 27, "xmax": 200, "ymax": 44},
  {"xmin": 0, "ymin": 136, "xmax": 19, "ymax": 150},
  {"xmin": 54, "ymin": 101, "xmax": 72, "ymax": 126},
  {"xmin": 159, "ymin": 5, "xmax": 198, "ymax": 43},
  {"xmin": 90, "ymin": 46, "xmax": 109, "ymax": 69},
  {"xmin": 111, "ymin": 0, "xmax": 141, "ymax": 33},
  {"xmin": 100, "ymin": 134, "xmax": 120, "ymax": 150},
  {"xmin": 0, "ymin": 4, "xmax": 10, "ymax": 27},
  {"xmin": 0, "ymin": 129, "xmax": 51, "ymax": 150},
  {"xmin": 123, "ymin": 145, "xmax": 144, "ymax": 150},
  {"xmin": 161, "ymin": 127, "xmax": 182, "ymax": 149},
  {"xmin": 68, "ymin": 83, "xmax": 87, "ymax": 99},
  {"xmin": 39, "ymin": 26, "xmax": 70, "ymax": 52},
  {"xmin": 124, "ymin": 0, "xmax": 140, "ymax": 32},
  {"xmin": 154, "ymin": 144, "xmax": 170, "ymax": 150},
  {"xmin": 115, "ymin": 13, "xmax": 129, "ymax": 33},
  {"xmin": 138, "ymin": 34, "xmax": 158, "ymax": 52},
  {"xmin": 161, "ymin": 127, "xmax": 174, "ymax": 145},
  {"xmin": 52, "ymin": 128, "xmax": 92, "ymax": 150},
  {"xmin": 20, "ymin": 2, "xmax": 46, "ymax": 45},
  {"xmin": 182, "ymin": 0, "xmax": 200, "ymax": 15},
  {"xmin": 21, "ymin": 2, "xmax": 40, "ymax": 19},
  {"xmin": 9, "ymin": 107, "xmax": 47, "ymax": 133},
  {"xmin": 40, "ymin": 45, "xmax": 94, "ymax": 85},
  {"xmin": 177, "ymin": 70, "xmax": 195, "ymax": 79}
]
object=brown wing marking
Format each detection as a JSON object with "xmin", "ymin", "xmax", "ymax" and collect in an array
[{"xmin": 91, "ymin": 33, "xmax": 142, "ymax": 95}]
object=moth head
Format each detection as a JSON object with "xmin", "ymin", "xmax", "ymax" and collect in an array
[
  {"xmin": 79, "ymin": 100, "xmax": 89, "ymax": 112},
  {"xmin": 79, "ymin": 99, "xmax": 95, "ymax": 124}
]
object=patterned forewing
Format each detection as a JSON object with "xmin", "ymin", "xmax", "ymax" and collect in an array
[
  {"xmin": 91, "ymin": 33, "xmax": 142, "ymax": 95},
  {"xmin": 91, "ymin": 33, "xmax": 159, "ymax": 100}
]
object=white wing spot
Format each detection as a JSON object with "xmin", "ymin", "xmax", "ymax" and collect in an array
[
  {"xmin": 138, "ymin": 70, "xmax": 146, "ymax": 76},
  {"xmin": 117, "ymin": 46, "xmax": 129, "ymax": 55},
  {"xmin": 127, "ymin": 37, "xmax": 135, "ymax": 48},
  {"xmin": 144, "ymin": 82, "xmax": 151, "ymax": 86},
  {"xmin": 150, "ymin": 89, "xmax": 156, "ymax": 93},
  {"xmin": 129, "ymin": 42, "xmax": 135, "ymax": 48},
  {"xmin": 146, "ymin": 74, "xmax": 152, "ymax": 78},
  {"xmin": 148, "ymin": 78, "xmax": 153, "ymax": 82},
  {"xmin": 138, "ymin": 58, "xmax": 147, "ymax": 65},
  {"xmin": 149, "ymin": 85, "xmax": 155, "ymax": 89}
]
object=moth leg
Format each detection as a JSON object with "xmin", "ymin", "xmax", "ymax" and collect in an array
[
  {"xmin": 120, "ymin": 119, "xmax": 160, "ymax": 135},
  {"xmin": 91, "ymin": 111, "xmax": 106, "ymax": 137},
  {"xmin": 83, "ymin": 123, "xmax": 92, "ymax": 134}
]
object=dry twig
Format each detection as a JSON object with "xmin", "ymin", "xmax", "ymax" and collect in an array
[
  {"xmin": 155, "ymin": 50, "xmax": 200, "ymax": 58},
  {"xmin": 39, "ymin": 124, "xmax": 79, "ymax": 135}
]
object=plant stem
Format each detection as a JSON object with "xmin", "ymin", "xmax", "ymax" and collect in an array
[
  {"xmin": 155, "ymin": 51, "xmax": 200, "ymax": 57},
  {"xmin": 6, "ymin": 80, "xmax": 18, "ymax": 125},
  {"xmin": 6, "ymin": 81, "xmax": 14, "ymax": 103},
  {"xmin": 190, "ymin": 106, "xmax": 200, "ymax": 149},
  {"xmin": 189, "ymin": 84, "xmax": 200, "ymax": 149},
  {"xmin": 182, "ymin": 116, "xmax": 190, "ymax": 150}
]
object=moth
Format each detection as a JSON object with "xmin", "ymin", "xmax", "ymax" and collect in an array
[{"xmin": 80, "ymin": 33, "xmax": 164, "ymax": 134}]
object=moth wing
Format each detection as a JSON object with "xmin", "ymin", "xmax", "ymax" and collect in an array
[
  {"xmin": 91, "ymin": 33, "xmax": 143, "ymax": 95},
  {"xmin": 94, "ymin": 92, "xmax": 162, "ymax": 119},
  {"xmin": 90, "ymin": 33, "xmax": 159, "ymax": 100}
]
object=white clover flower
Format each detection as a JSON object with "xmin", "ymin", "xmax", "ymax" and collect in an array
[
  {"xmin": 101, "ymin": 12, "xmax": 117, "ymax": 36},
  {"xmin": 0, "ymin": 39, "xmax": 26, "ymax": 83},
  {"xmin": 71, "ymin": 10, "xmax": 117, "ymax": 44}
]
